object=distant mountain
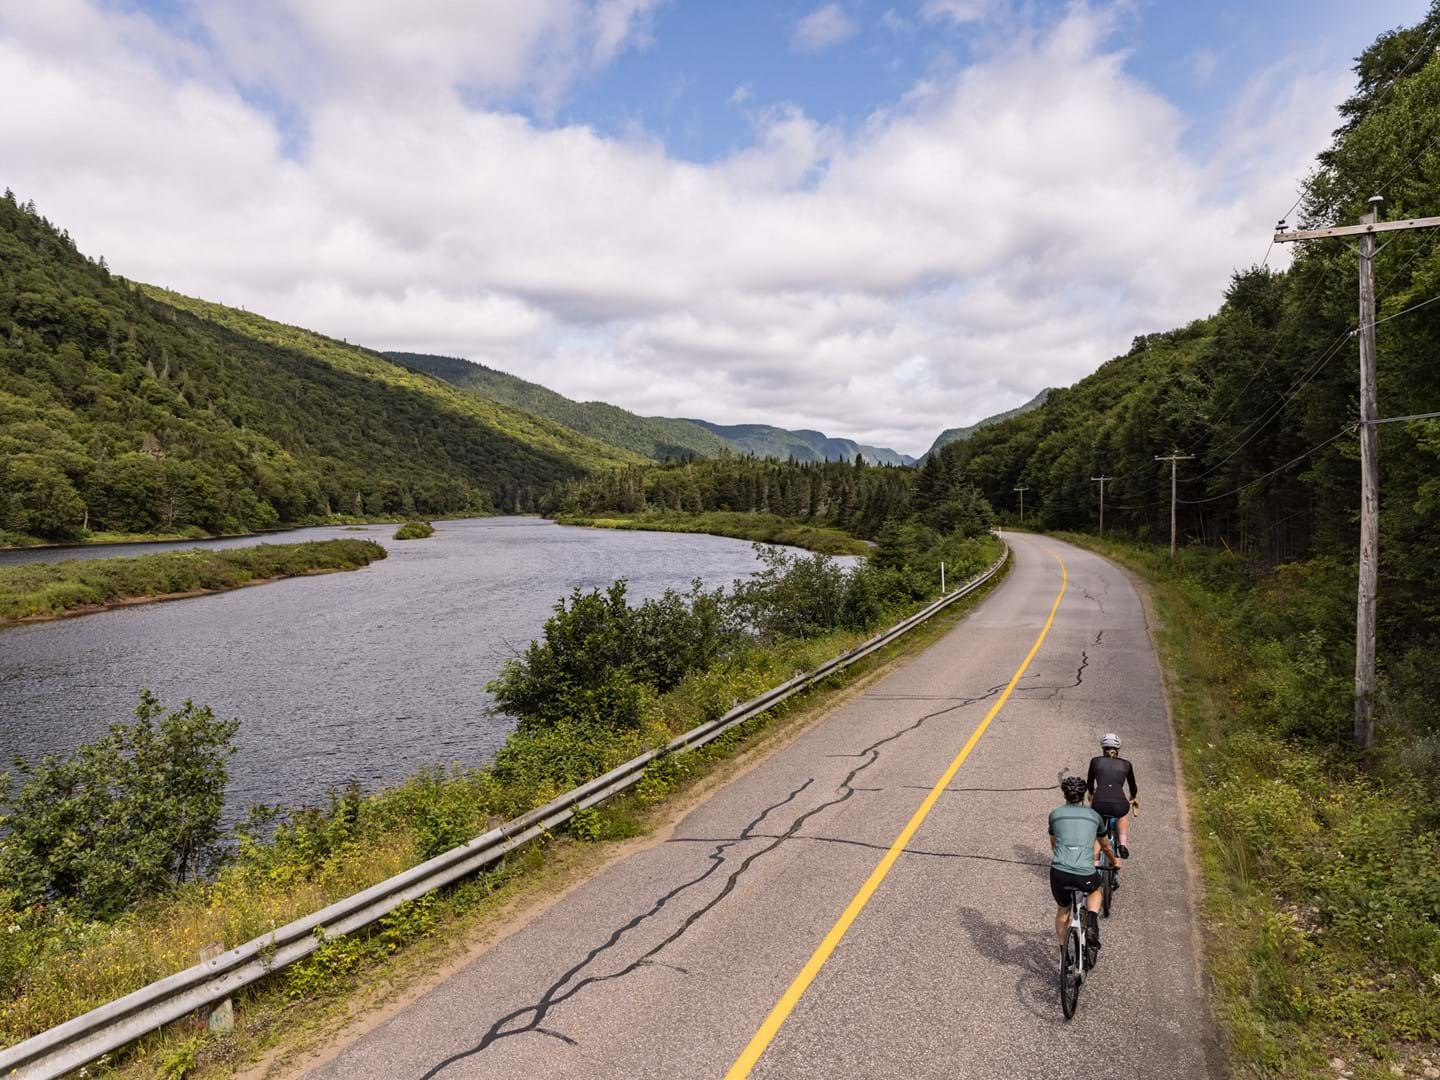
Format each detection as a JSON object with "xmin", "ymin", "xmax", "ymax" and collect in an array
[
  {"xmin": 682, "ymin": 420, "xmax": 918, "ymax": 466},
  {"xmin": 925, "ymin": 390, "xmax": 1052, "ymax": 457},
  {"xmin": 387, "ymin": 353, "xmax": 732, "ymax": 461},
  {"xmin": 389, "ymin": 352, "xmax": 918, "ymax": 466}
]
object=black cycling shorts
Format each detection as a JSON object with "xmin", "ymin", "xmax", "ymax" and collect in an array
[
  {"xmin": 1092, "ymin": 802, "xmax": 1129, "ymax": 821},
  {"xmin": 1050, "ymin": 867, "xmax": 1102, "ymax": 907}
]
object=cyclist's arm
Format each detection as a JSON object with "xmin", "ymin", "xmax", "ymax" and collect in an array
[
  {"xmin": 1097, "ymin": 832, "xmax": 1118, "ymax": 863},
  {"xmin": 1126, "ymin": 761, "xmax": 1138, "ymax": 798}
]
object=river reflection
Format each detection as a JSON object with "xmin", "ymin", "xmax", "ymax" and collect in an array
[{"xmin": 0, "ymin": 518, "xmax": 815, "ymax": 822}]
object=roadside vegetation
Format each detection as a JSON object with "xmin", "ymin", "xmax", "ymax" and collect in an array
[
  {"xmin": 0, "ymin": 538, "xmax": 385, "ymax": 621},
  {"xmin": 555, "ymin": 510, "xmax": 869, "ymax": 556},
  {"xmin": 392, "ymin": 521, "xmax": 434, "ymax": 540},
  {"xmin": 1060, "ymin": 534, "xmax": 1439, "ymax": 1077},
  {"xmin": 0, "ymin": 510, "xmax": 998, "ymax": 1072}
]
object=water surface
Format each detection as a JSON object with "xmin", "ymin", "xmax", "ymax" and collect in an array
[{"xmin": 0, "ymin": 518, "xmax": 797, "ymax": 821}]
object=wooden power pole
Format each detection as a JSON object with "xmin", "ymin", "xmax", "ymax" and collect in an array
[
  {"xmin": 1091, "ymin": 475, "xmax": 1114, "ymax": 536},
  {"xmin": 1155, "ymin": 452, "xmax": 1193, "ymax": 557},
  {"xmin": 1274, "ymin": 198, "xmax": 1440, "ymax": 748},
  {"xmin": 1013, "ymin": 485, "xmax": 1029, "ymax": 526}
]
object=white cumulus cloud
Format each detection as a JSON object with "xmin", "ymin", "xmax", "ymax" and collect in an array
[
  {"xmin": 793, "ymin": 3, "xmax": 858, "ymax": 53},
  {"xmin": 0, "ymin": 1, "xmax": 1354, "ymax": 456}
]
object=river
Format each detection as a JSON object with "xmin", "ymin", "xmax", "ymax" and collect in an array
[{"xmin": 0, "ymin": 518, "xmax": 811, "ymax": 822}]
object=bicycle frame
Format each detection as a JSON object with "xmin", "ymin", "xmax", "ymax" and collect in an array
[
  {"xmin": 1060, "ymin": 886, "xmax": 1089, "ymax": 1019},
  {"xmin": 1098, "ymin": 814, "xmax": 1119, "ymax": 917}
]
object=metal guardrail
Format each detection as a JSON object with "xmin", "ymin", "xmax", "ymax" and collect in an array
[{"xmin": 1, "ymin": 542, "xmax": 1008, "ymax": 1079}]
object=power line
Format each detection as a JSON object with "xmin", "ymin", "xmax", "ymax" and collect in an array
[
  {"xmin": 1177, "ymin": 426, "xmax": 1353, "ymax": 505},
  {"xmin": 1183, "ymin": 329, "xmax": 1354, "ymax": 482},
  {"xmin": 1365, "ymin": 409, "xmax": 1440, "ymax": 425},
  {"xmin": 1367, "ymin": 289, "xmax": 1440, "ymax": 329}
]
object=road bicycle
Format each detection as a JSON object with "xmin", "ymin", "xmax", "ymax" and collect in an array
[
  {"xmin": 1059, "ymin": 885, "xmax": 1095, "ymax": 1020},
  {"xmin": 1098, "ymin": 815, "xmax": 1120, "ymax": 918}
]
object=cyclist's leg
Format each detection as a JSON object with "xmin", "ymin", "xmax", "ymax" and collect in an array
[
  {"xmin": 1084, "ymin": 881, "xmax": 1104, "ymax": 948},
  {"xmin": 1118, "ymin": 808, "xmax": 1130, "ymax": 851},
  {"xmin": 1055, "ymin": 904, "xmax": 1069, "ymax": 944}
]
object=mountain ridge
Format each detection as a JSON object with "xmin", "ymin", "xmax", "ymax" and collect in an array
[
  {"xmin": 924, "ymin": 389, "xmax": 1052, "ymax": 457},
  {"xmin": 389, "ymin": 351, "xmax": 917, "ymax": 465}
]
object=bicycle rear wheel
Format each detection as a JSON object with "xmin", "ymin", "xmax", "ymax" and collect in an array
[{"xmin": 1060, "ymin": 926, "xmax": 1082, "ymax": 1019}]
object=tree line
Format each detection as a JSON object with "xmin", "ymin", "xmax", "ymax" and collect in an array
[{"xmin": 544, "ymin": 452, "xmax": 993, "ymax": 541}]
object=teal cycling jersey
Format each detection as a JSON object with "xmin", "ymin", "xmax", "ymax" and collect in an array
[{"xmin": 1048, "ymin": 803, "xmax": 1102, "ymax": 876}]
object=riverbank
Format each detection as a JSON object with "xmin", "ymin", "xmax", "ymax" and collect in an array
[
  {"xmin": 0, "ymin": 514, "xmax": 477, "ymax": 552},
  {"xmin": 0, "ymin": 534, "xmax": 1000, "ymax": 1077},
  {"xmin": 555, "ymin": 510, "xmax": 869, "ymax": 556},
  {"xmin": 1056, "ymin": 532, "xmax": 1439, "ymax": 1079},
  {"xmin": 0, "ymin": 539, "xmax": 387, "ymax": 623}
]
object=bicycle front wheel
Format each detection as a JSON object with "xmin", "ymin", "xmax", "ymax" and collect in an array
[
  {"xmin": 1102, "ymin": 865, "xmax": 1114, "ymax": 918},
  {"xmin": 1060, "ymin": 926, "xmax": 1082, "ymax": 1019}
]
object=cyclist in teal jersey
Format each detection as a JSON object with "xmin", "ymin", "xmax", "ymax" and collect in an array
[{"xmin": 1049, "ymin": 775, "xmax": 1119, "ymax": 955}]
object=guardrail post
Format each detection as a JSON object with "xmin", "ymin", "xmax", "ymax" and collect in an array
[{"xmin": 197, "ymin": 943, "xmax": 234, "ymax": 1034}]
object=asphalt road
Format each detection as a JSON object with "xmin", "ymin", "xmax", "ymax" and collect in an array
[{"xmin": 305, "ymin": 533, "xmax": 1219, "ymax": 1080}]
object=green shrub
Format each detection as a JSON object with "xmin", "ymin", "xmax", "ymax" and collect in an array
[
  {"xmin": 393, "ymin": 521, "xmax": 434, "ymax": 540},
  {"xmin": 0, "ymin": 691, "xmax": 237, "ymax": 919}
]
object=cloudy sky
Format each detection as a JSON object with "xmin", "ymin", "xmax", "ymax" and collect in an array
[{"xmin": 1, "ymin": 0, "xmax": 1427, "ymax": 455}]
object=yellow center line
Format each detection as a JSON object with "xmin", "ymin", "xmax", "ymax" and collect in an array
[{"xmin": 725, "ymin": 547, "xmax": 1068, "ymax": 1079}]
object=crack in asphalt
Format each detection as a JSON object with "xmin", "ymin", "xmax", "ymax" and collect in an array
[
  {"xmin": 1015, "ymin": 651, "xmax": 1088, "ymax": 701},
  {"xmin": 419, "ymin": 678, "xmax": 1013, "ymax": 1075},
  {"xmin": 1094, "ymin": 630, "xmax": 1104, "ymax": 647},
  {"xmin": 417, "ymin": 777, "xmax": 815, "ymax": 1077},
  {"xmin": 667, "ymin": 833, "xmax": 1050, "ymax": 868}
]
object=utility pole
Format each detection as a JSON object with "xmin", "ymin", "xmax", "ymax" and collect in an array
[
  {"xmin": 1013, "ymin": 485, "xmax": 1029, "ymax": 526},
  {"xmin": 1155, "ymin": 453, "xmax": 1193, "ymax": 557},
  {"xmin": 1090, "ymin": 475, "xmax": 1114, "ymax": 536},
  {"xmin": 1274, "ymin": 198, "xmax": 1440, "ymax": 748}
]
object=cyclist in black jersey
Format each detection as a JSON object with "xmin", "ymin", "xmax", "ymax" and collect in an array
[{"xmin": 1087, "ymin": 733, "xmax": 1138, "ymax": 858}]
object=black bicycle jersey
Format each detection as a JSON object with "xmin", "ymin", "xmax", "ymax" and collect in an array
[{"xmin": 1087, "ymin": 755, "xmax": 1137, "ymax": 813}]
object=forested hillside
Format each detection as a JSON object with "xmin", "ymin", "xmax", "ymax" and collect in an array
[
  {"xmin": 388, "ymin": 351, "xmax": 733, "ymax": 461},
  {"xmin": 682, "ymin": 419, "xmax": 917, "ymax": 466},
  {"xmin": 0, "ymin": 199, "xmax": 640, "ymax": 543},
  {"xmin": 924, "ymin": 389, "xmax": 1050, "ymax": 457}
]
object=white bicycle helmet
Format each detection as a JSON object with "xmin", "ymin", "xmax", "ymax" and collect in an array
[{"xmin": 1100, "ymin": 732, "xmax": 1122, "ymax": 750}]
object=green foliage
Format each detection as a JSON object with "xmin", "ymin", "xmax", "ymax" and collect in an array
[
  {"xmin": 393, "ymin": 520, "xmax": 435, "ymax": 540},
  {"xmin": 488, "ymin": 580, "xmax": 740, "ymax": 731},
  {"xmin": 0, "ymin": 197, "xmax": 641, "ymax": 544},
  {"xmin": 730, "ymin": 546, "xmax": 852, "ymax": 639},
  {"xmin": 490, "ymin": 534, "xmax": 1000, "ymax": 732},
  {"xmin": 0, "ymin": 691, "xmax": 237, "ymax": 919},
  {"xmin": 547, "ymin": 455, "xmax": 928, "ymax": 540},
  {"xmin": 0, "ymin": 537, "xmax": 385, "ymax": 620},
  {"xmin": 157, "ymin": 1037, "xmax": 200, "ymax": 1079}
]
